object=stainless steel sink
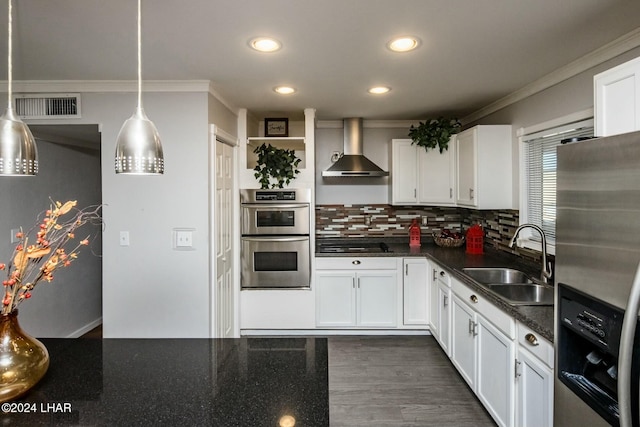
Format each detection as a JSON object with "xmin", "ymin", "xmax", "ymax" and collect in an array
[
  {"xmin": 483, "ymin": 284, "xmax": 554, "ymax": 306},
  {"xmin": 461, "ymin": 268, "xmax": 534, "ymax": 284},
  {"xmin": 461, "ymin": 267, "xmax": 553, "ymax": 305}
]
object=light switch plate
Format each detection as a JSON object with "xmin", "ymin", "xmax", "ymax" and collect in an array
[
  {"xmin": 173, "ymin": 228, "xmax": 195, "ymax": 250},
  {"xmin": 10, "ymin": 228, "xmax": 20, "ymax": 244}
]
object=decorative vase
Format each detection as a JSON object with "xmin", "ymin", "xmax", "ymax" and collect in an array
[{"xmin": 0, "ymin": 310, "xmax": 49, "ymax": 403}]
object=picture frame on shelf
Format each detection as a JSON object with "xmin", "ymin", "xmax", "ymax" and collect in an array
[{"xmin": 264, "ymin": 118, "xmax": 289, "ymax": 137}]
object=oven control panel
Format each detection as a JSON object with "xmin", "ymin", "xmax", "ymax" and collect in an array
[{"xmin": 240, "ymin": 188, "xmax": 311, "ymax": 204}]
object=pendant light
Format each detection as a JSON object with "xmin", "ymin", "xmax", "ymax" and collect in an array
[
  {"xmin": 114, "ymin": 0, "xmax": 164, "ymax": 175},
  {"xmin": 0, "ymin": 0, "xmax": 38, "ymax": 176}
]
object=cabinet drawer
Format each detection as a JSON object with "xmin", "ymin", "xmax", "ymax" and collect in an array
[
  {"xmin": 316, "ymin": 257, "xmax": 398, "ymax": 270},
  {"xmin": 452, "ymin": 278, "xmax": 515, "ymax": 339},
  {"xmin": 432, "ymin": 265, "xmax": 451, "ymax": 287},
  {"xmin": 517, "ymin": 321, "xmax": 553, "ymax": 368}
]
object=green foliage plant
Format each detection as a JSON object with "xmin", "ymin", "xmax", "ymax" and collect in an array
[
  {"xmin": 408, "ymin": 117, "xmax": 462, "ymax": 153},
  {"xmin": 253, "ymin": 143, "xmax": 301, "ymax": 189}
]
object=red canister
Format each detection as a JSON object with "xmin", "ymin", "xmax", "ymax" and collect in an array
[
  {"xmin": 409, "ymin": 218, "xmax": 421, "ymax": 247},
  {"xmin": 466, "ymin": 224, "xmax": 484, "ymax": 254}
]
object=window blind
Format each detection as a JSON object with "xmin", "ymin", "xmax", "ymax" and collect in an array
[{"xmin": 523, "ymin": 119, "xmax": 594, "ymax": 243}]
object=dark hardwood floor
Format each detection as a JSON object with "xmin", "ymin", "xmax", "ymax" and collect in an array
[
  {"xmin": 328, "ymin": 336, "xmax": 497, "ymax": 427},
  {"xmin": 80, "ymin": 324, "xmax": 102, "ymax": 339}
]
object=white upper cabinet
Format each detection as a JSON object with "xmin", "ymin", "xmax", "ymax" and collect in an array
[
  {"xmin": 455, "ymin": 125, "xmax": 513, "ymax": 209},
  {"xmin": 594, "ymin": 56, "xmax": 640, "ymax": 137},
  {"xmin": 390, "ymin": 138, "xmax": 456, "ymax": 206}
]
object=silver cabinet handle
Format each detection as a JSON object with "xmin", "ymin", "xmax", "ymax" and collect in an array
[
  {"xmin": 470, "ymin": 295, "xmax": 478, "ymax": 304},
  {"xmin": 414, "ymin": 188, "xmax": 417, "ymax": 198},
  {"xmin": 443, "ymin": 294, "xmax": 448, "ymax": 307},
  {"xmin": 468, "ymin": 318, "xmax": 474, "ymax": 334},
  {"xmin": 352, "ymin": 277, "xmax": 355, "ymax": 288},
  {"xmin": 357, "ymin": 277, "xmax": 360, "ymax": 288},
  {"xmin": 352, "ymin": 260, "xmax": 361, "ymax": 265},
  {"xmin": 405, "ymin": 264, "xmax": 409, "ymax": 276},
  {"xmin": 525, "ymin": 333, "xmax": 539, "ymax": 346},
  {"xmin": 449, "ymin": 188, "xmax": 453, "ymax": 199},
  {"xmin": 432, "ymin": 269, "xmax": 437, "ymax": 281},
  {"xmin": 469, "ymin": 188, "xmax": 474, "ymax": 200}
]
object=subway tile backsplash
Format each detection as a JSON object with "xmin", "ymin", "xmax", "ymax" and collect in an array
[{"xmin": 315, "ymin": 204, "xmax": 548, "ymax": 265}]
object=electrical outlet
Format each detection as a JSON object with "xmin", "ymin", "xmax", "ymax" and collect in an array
[
  {"xmin": 421, "ymin": 216, "xmax": 428, "ymax": 226},
  {"xmin": 119, "ymin": 231, "xmax": 130, "ymax": 246}
]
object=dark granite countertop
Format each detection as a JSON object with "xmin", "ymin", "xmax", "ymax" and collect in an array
[
  {"xmin": 316, "ymin": 237, "xmax": 555, "ymax": 343},
  {"xmin": 4, "ymin": 338, "xmax": 328, "ymax": 427}
]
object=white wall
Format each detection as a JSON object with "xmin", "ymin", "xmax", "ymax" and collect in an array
[
  {"xmin": 315, "ymin": 122, "xmax": 410, "ymax": 204},
  {"xmin": 0, "ymin": 131, "xmax": 102, "ymax": 338}
]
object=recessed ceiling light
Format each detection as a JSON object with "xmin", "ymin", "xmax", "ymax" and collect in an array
[
  {"xmin": 387, "ymin": 36, "xmax": 420, "ymax": 52},
  {"xmin": 249, "ymin": 37, "xmax": 282, "ymax": 52},
  {"xmin": 368, "ymin": 86, "xmax": 391, "ymax": 95},
  {"xmin": 274, "ymin": 86, "xmax": 296, "ymax": 95}
]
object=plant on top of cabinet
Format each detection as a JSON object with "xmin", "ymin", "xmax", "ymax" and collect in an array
[
  {"xmin": 408, "ymin": 117, "xmax": 461, "ymax": 153},
  {"xmin": 253, "ymin": 143, "xmax": 301, "ymax": 189}
]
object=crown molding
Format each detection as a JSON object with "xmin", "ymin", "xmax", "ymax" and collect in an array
[
  {"xmin": 4, "ymin": 80, "xmax": 212, "ymax": 93},
  {"xmin": 317, "ymin": 119, "xmax": 417, "ymax": 129},
  {"xmin": 462, "ymin": 27, "xmax": 640, "ymax": 125}
]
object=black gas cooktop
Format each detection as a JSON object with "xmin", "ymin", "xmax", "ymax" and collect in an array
[{"xmin": 316, "ymin": 241, "xmax": 392, "ymax": 254}]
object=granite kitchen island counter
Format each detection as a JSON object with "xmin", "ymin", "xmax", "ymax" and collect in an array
[{"xmin": 4, "ymin": 338, "xmax": 328, "ymax": 427}]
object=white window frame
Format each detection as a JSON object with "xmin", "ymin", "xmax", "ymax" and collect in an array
[{"xmin": 517, "ymin": 108, "xmax": 594, "ymax": 256}]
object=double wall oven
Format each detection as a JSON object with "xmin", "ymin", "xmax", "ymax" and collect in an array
[{"xmin": 240, "ymin": 189, "xmax": 311, "ymax": 289}]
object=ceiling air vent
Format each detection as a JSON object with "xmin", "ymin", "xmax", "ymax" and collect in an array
[{"xmin": 12, "ymin": 93, "xmax": 81, "ymax": 119}]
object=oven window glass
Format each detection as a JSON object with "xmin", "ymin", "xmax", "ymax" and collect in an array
[
  {"xmin": 256, "ymin": 210, "xmax": 295, "ymax": 228},
  {"xmin": 254, "ymin": 252, "xmax": 298, "ymax": 271}
]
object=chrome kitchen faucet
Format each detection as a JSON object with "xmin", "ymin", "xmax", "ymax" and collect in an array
[{"xmin": 509, "ymin": 223, "xmax": 553, "ymax": 284}]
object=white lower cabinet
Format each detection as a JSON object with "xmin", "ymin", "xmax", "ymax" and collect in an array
[
  {"xmin": 515, "ymin": 322, "xmax": 554, "ymax": 427},
  {"xmin": 476, "ymin": 315, "xmax": 515, "ymax": 427},
  {"xmin": 403, "ymin": 258, "xmax": 429, "ymax": 326},
  {"xmin": 315, "ymin": 257, "xmax": 397, "ymax": 328},
  {"xmin": 450, "ymin": 277, "xmax": 516, "ymax": 427},
  {"xmin": 429, "ymin": 264, "xmax": 452, "ymax": 356}
]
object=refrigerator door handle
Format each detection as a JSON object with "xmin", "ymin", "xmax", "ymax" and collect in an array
[{"xmin": 619, "ymin": 260, "xmax": 640, "ymax": 427}]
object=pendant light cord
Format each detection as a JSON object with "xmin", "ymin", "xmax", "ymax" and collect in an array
[
  {"xmin": 137, "ymin": 0, "xmax": 142, "ymax": 109},
  {"xmin": 7, "ymin": 0, "xmax": 13, "ymax": 109}
]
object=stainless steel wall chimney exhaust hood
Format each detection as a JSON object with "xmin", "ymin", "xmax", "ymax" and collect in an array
[{"xmin": 322, "ymin": 118, "xmax": 389, "ymax": 177}]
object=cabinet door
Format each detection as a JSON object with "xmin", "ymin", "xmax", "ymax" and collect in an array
[
  {"xmin": 516, "ymin": 348, "xmax": 553, "ymax": 427},
  {"xmin": 595, "ymin": 57, "xmax": 640, "ymax": 137},
  {"xmin": 476, "ymin": 315, "xmax": 515, "ymax": 427},
  {"xmin": 456, "ymin": 128, "xmax": 477, "ymax": 207},
  {"xmin": 391, "ymin": 139, "xmax": 418, "ymax": 204},
  {"xmin": 403, "ymin": 259, "xmax": 429, "ymax": 325},
  {"xmin": 451, "ymin": 295, "xmax": 476, "ymax": 388},
  {"xmin": 429, "ymin": 268, "xmax": 440, "ymax": 338},
  {"xmin": 316, "ymin": 271, "xmax": 356, "ymax": 327},
  {"xmin": 436, "ymin": 281, "xmax": 451, "ymax": 356},
  {"xmin": 357, "ymin": 271, "xmax": 397, "ymax": 327},
  {"xmin": 418, "ymin": 136, "xmax": 456, "ymax": 205}
]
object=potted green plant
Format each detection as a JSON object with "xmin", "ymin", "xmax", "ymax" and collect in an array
[
  {"xmin": 253, "ymin": 143, "xmax": 301, "ymax": 189},
  {"xmin": 408, "ymin": 117, "xmax": 461, "ymax": 153}
]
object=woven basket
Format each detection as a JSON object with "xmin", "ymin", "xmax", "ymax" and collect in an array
[{"xmin": 433, "ymin": 233, "xmax": 465, "ymax": 248}]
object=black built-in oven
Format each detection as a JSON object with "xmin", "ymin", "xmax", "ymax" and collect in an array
[{"xmin": 240, "ymin": 189, "xmax": 311, "ymax": 289}]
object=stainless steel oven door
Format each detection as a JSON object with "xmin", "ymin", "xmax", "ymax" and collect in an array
[
  {"xmin": 241, "ymin": 203, "xmax": 310, "ymax": 235},
  {"xmin": 241, "ymin": 236, "xmax": 310, "ymax": 289}
]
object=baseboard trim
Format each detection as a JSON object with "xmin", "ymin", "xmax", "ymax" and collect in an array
[
  {"xmin": 66, "ymin": 317, "xmax": 103, "ymax": 338},
  {"xmin": 241, "ymin": 329, "xmax": 432, "ymax": 336}
]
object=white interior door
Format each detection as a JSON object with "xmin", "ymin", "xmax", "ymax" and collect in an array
[{"xmin": 212, "ymin": 126, "xmax": 237, "ymax": 338}]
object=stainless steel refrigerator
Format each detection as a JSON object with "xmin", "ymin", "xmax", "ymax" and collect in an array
[{"xmin": 555, "ymin": 130, "xmax": 640, "ymax": 427}]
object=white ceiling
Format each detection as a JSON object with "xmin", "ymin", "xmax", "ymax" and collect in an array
[{"xmin": 3, "ymin": 0, "xmax": 640, "ymax": 121}]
